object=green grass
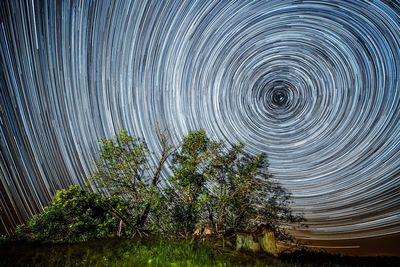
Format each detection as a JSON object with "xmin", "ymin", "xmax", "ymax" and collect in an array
[
  {"xmin": 0, "ymin": 238, "xmax": 285, "ymax": 267},
  {"xmin": 1, "ymin": 237, "xmax": 399, "ymax": 267}
]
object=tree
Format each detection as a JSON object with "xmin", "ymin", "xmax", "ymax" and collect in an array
[
  {"xmin": 15, "ymin": 185, "xmax": 131, "ymax": 242},
  {"xmin": 91, "ymin": 129, "xmax": 303, "ymax": 241},
  {"xmin": 167, "ymin": 130, "xmax": 304, "ymax": 241},
  {"xmin": 206, "ymin": 144, "xmax": 304, "ymax": 241},
  {"xmin": 90, "ymin": 129, "xmax": 173, "ymax": 234},
  {"xmin": 165, "ymin": 130, "xmax": 216, "ymax": 237}
]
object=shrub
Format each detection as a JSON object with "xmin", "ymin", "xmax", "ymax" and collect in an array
[{"xmin": 15, "ymin": 185, "xmax": 131, "ymax": 242}]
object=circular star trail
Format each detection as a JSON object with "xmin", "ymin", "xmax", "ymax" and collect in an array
[{"xmin": 0, "ymin": 0, "xmax": 399, "ymax": 243}]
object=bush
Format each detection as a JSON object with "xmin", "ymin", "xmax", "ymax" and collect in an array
[{"xmin": 15, "ymin": 185, "xmax": 131, "ymax": 243}]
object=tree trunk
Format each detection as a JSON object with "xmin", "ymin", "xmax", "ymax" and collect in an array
[
  {"xmin": 136, "ymin": 203, "xmax": 151, "ymax": 228},
  {"xmin": 136, "ymin": 128, "xmax": 173, "ymax": 229}
]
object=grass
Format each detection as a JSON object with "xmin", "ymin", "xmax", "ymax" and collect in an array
[
  {"xmin": 0, "ymin": 237, "xmax": 284, "ymax": 267},
  {"xmin": 0, "ymin": 237, "xmax": 399, "ymax": 267}
]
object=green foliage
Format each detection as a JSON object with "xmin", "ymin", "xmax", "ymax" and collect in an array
[
  {"xmin": 15, "ymin": 185, "xmax": 131, "ymax": 243},
  {"xmin": 88, "ymin": 129, "xmax": 303, "ymax": 240},
  {"xmin": 166, "ymin": 130, "xmax": 217, "ymax": 236},
  {"xmin": 14, "ymin": 129, "xmax": 303, "ymax": 244},
  {"xmin": 206, "ymin": 143, "xmax": 304, "ymax": 240},
  {"xmin": 91, "ymin": 129, "xmax": 171, "ymax": 232},
  {"xmin": 91, "ymin": 130, "xmax": 150, "ymax": 206},
  {"xmin": 166, "ymin": 130, "xmax": 304, "ymax": 240}
]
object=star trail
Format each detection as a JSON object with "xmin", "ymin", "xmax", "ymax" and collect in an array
[{"xmin": 1, "ymin": 0, "xmax": 400, "ymax": 249}]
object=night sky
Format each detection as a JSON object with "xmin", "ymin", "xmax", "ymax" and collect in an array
[{"xmin": 1, "ymin": 0, "xmax": 399, "ymax": 256}]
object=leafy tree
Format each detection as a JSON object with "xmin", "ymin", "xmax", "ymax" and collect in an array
[
  {"xmin": 165, "ymin": 130, "xmax": 216, "ymax": 237},
  {"xmin": 205, "ymin": 144, "xmax": 304, "ymax": 241},
  {"xmin": 167, "ymin": 130, "xmax": 304, "ymax": 241},
  {"xmin": 91, "ymin": 129, "xmax": 172, "ymax": 234},
  {"xmin": 15, "ymin": 185, "xmax": 131, "ymax": 243}
]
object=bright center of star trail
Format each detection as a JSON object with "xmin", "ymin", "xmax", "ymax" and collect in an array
[{"xmin": 0, "ymin": 0, "xmax": 399, "ymax": 241}]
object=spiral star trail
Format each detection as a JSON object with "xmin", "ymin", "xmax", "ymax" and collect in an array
[{"xmin": 1, "ymin": 0, "xmax": 400, "ymax": 251}]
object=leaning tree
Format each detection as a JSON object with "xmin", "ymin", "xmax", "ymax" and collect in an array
[{"xmin": 90, "ymin": 129, "xmax": 173, "ymax": 234}]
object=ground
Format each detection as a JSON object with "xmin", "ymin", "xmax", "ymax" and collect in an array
[{"xmin": 0, "ymin": 238, "xmax": 399, "ymax": 267}]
